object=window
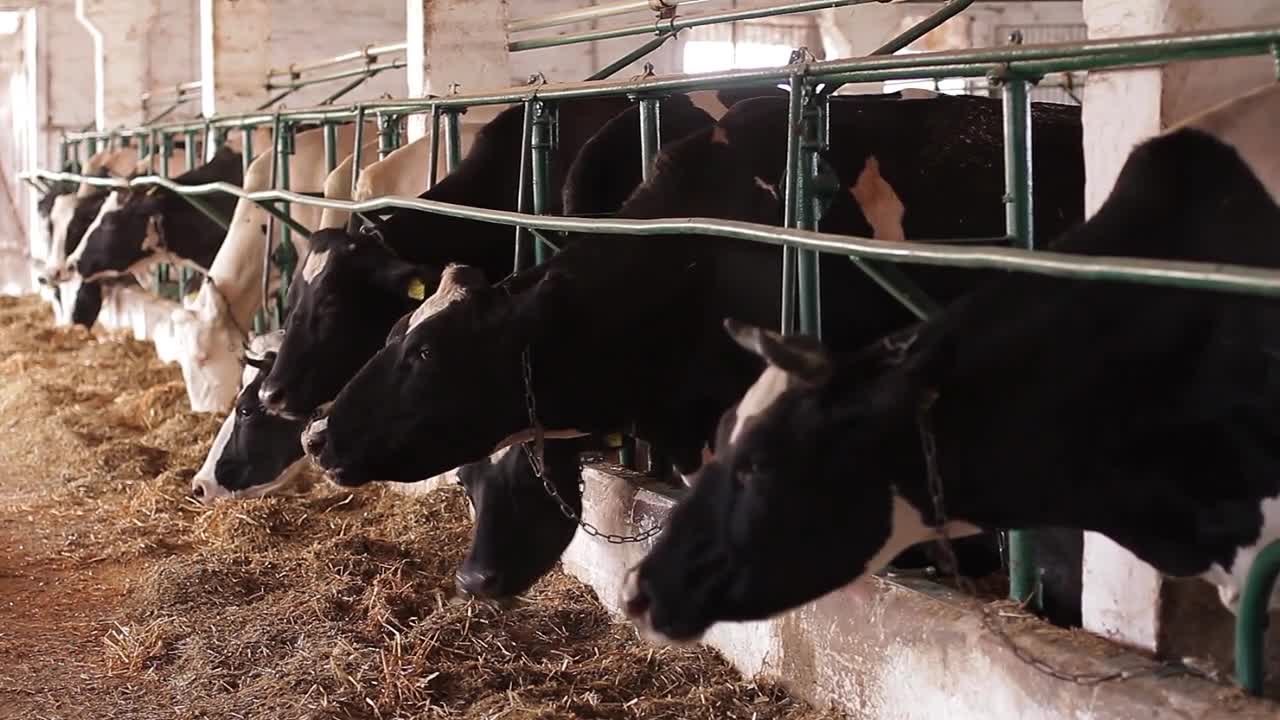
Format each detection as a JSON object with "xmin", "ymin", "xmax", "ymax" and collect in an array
[
  {"xmin": 680, "ymin": 12, "xmax": 820, "ymax": 74},
  {"xmin": 682, "ymin": 40, "xmax": 795, "ymax": 74}
]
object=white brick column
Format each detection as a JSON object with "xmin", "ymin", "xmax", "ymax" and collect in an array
[
  {"xmin": 1080, "ymin": 0, "xmax": 1280, "ymax": 652},
  {"xmin": 405, "ymin": 0, "xmax": 511, "ymax": 142},
  {"xmin": 76, "ymin": 0, "xmax": 158, "ymax": 129},
  {"xmin": 199, "ymin": 0, "xmax": 271, "ymax": 118}
]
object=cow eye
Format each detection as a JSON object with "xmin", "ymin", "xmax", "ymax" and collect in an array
[
  {"xmin": 418, "ymin": 346, "xmax": 430, "ymax": 361},
  {"xmin": 237, "ymin": 404, "xmax": 256, "ymax": 417}
]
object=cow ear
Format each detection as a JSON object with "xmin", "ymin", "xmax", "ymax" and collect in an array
[
  {"xmin": 372, "ymin": 258, "xmax": 437, "ymax": 301},
  {"xmin": 724, "ymin": 317, "xmax": 831, "ymax": 385}
]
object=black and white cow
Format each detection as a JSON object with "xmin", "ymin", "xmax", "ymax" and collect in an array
[
  {"xmin": 61, "ymin": 146, "xmax": 244, "ymax": 283},
  {"xmin": 191, "ymin": 94, "xmax": 718, "ymax": 509},
  {"xmin": 256, "ymin": 94, "xmax": 715, "ymax": 419},
  {"xmin": 303, "ymin": 92, "xmax": 1087, "ymax": 608},
  {"xmin": 621, "ymin": 81, "xmax": 1280, "ymax": 644}
]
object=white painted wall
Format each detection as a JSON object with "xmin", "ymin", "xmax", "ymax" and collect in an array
[{"xmin": 1080, "ymin": 0, "xmax": 1280, "ymax": 653}]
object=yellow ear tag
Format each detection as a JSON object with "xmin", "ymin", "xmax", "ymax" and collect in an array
[
  {"xmin": 605, "ymin": 432, "xmax": 624, "ymax": 448},
  {"xmin": 407, "ymin": 278, "xmax": 426, "ymax": 301}
]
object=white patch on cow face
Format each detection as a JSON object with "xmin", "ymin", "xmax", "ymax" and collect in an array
[
  {"xmin": 848, "ymin": 155, "xmax": 906, "ymax": 242},
  {"xmin": 406, "ymin": 267, "xmax": 469, "ymax": 331},
  {"xmin": 168, "ymin": 295, "xmax": 244, "ymax": 413},
  {"xmin": 141, "ymin": 215, "xmax": 164, "ymax": 253},
  {"xmin": 1204, "ymin": 493, "xmax": 1280, "ymax": 613},
  {"xmin": 301, "ymin": 249, "xmax": 330, "ymax": 284},
  {"xmin": 191, "ymin": 412, "xmax": 236, "ymax": 504},
  {"xmin": 44, "ymin": 194, "xmax": 78, "ymax": 268},
  {"xmin": 727, "ymin": 366, "xmax": 791, "ymax": 445},
  {"xmin": 753, "ymin": 177, "xmax": 779, "ymax": 200},
  {"xmin": 710, "ymin": 125, "xmax": 730, "ymax": 145}
]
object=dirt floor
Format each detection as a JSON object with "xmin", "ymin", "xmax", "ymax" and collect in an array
[{"xmin": 0, "ymin": 294, "xmax": 843, "ymax": 720}]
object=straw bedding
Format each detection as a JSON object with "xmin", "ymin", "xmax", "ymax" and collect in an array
[{"xmin": 0, "ymin": 295, "xmax": 843, "ymax": 720}]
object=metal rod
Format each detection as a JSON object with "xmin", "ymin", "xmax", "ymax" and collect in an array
[
  {"xmin": 323, "ymin": 124, "xmax": 338, "ymax": 173},
  {"xmin": 31, "ymin": 170, "xmax": 1280, "ymax": 300},
  {"xmin": 874, "ymin": 0, "xmax": 975, "ymax": 56},
  {"xmin": 184, "ymin": 130, "xmax": 198, "ymax": 172},
  {"xmin": 140, "ymin": 80, "xmax": 203, "ymax": 104},
  {"xmin": 276, "ymin": 122, "xmax": 298, "ymax": 326},
  {"xmin": 350, "ymin": 106, "xmax": 366, "ymax": 198},
  {"xmin": 509, "ymin": 0, "xmax": 709, "ymax": 34},
  {"xmin": 241, "ymin": 127, "xmax": 255, "ymax": 177},
  {"xmin": 443, "ymin": 109, "xmax": 463, "ymax": 173},
  {"xmin": 780, "ymin": 75, "xmax": 804, "ymax": 335},
  {"xmin": 510, "ymin": 0, "xmax": 881, "ymax": 52},
  {"xmin": 1002, "ymin": 72, "xmax": 1040, "ymax": 612},
  {"xmin": 531, "ymin": 102, "xmax": 556, "ymax": 265},
  {"xmin": 428, "ymin": 106, "xmax": 442, "ymax": 189},
  {"xmin": 319, "ymin": 70, "xmax": 384, "ymax": 106},
  {"xmin": 1235, "ymin": 540, "xmax": 1280, "ymax": 695},
  {"xmin": 513, "ymin": 101, "xmax": 536, "ymax": 272},
  {"xmin": 586, "ymin": 32, "xmax": 678, "ymax": 82},
  {"xmin": 378, "ymin": 113, "xmax": 401, "ymax": 159},
  {"xmin": 796, "ymin": 89, "xmax": 823, "ymax": 338},
  {"xmin": 267, "ymin": 42, "xmax": 407, "ymax": 80},
  {"xmin": 266, "ymin": 60, "xmax": 407, "ymax": 91},
  {"xmin": 637, "ymin": 97, "xmax": 661, "ymax": 181}
]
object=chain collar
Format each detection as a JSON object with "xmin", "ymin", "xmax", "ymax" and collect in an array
[{"xmin": 514, "ymin": 335, "xmax": 661, "ymax": 545}]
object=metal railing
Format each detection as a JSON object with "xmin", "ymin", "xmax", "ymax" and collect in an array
[
  {"xmin": 508, "ymin": 0, "xmax": 710, "ymax": 34},
  {"xmin": 24, "ymin": 7, "xmax": 1280, "ymax": 695}
]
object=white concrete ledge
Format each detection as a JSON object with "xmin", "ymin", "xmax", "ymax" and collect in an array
[{"xmin": 561, "ymin": 465, "xmax": 1280, "ymax": 718}]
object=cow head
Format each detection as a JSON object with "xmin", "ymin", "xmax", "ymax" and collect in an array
[
  {"xmin": 67, "ymin": 189, "xmax": 166, "ymax": 282},
  {"xmin": 455, "ymin": 441, "xmax": 582, "ymax": 600},
  {"xmin": 304, "ymin": 263, "xmax": 569, "ymax": 487},
  {"xmin": 191, "ymin": 332, "xmax": 309, "ymax": 503},
  {"xmin": 168, "ymin": 288, "xmax": 246, "ymax": 413},
  {"xmin": 623, "ymin": 319, "xmax": 932, "ymax": 644},
  {"xmin": 257, "ymin": 228, "xmax": 435, "ymax": 419}
]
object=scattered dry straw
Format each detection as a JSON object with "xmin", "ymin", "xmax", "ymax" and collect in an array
[{"xmin": 0, "ymin": 295, "xmax": 844, "ymax": 720}]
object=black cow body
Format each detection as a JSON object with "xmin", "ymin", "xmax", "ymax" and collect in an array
[
  {"xmin": 49, "ymin": 186, "xmax": 111, "ymax": 328},
  {"xmin": 624, "ymin": 98, "xmax": 1280, "ymax": 643},
  {"xmin": 307, "ymin": 92, "xmax": 1087, "ymax": 608},
  {"xmin": 71, "ymin": 146, "xmax": 243, "ymax": 281}
]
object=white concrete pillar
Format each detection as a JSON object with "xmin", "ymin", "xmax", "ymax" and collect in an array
[
  {"xmin": 405, "ymin": 0, "xmax": 511, "ymax": 142},
  {"xmin": 1080, "ymin": 0, "xmax": 1280, "ymax": 652},
  {"xmin": 76, "ymin": 0, "xmax": 158, "ymax": 129},
  {"xmin": 199, "ymin": 0, "xmax": 271, "ymax": 118}
]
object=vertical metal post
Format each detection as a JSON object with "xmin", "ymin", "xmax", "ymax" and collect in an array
[
  {"xmin": 1235, "ymin": 540, "xmax": 1280, "ymax": 695},
  {"xmin": 779, "ymin": 74, "xmax": 804, "ymax": 335},
  {"xmin": 86, "ymin": 136, "xmax": 98, "ymax": 158},
  {"xmin": 57, "ymin": 137, "xmax": 68, "ymax": 171},
  {"xmin": 513, "ymin": 100, "xmax": 536, "ymax": 272},
  {"xmin": 530, "ymin": 101, "xmax": 556, "ymax": 266},
  {"xmin": 160, "ymin": 132, "xmax": 172, "ymax": 177},
  {"xmin": 241, "ymin": 126, "xmax": 255, "ymax": 176},
  {"xmin": 323, "ymin": 123, "xmax": 338, "ymax": 172},
  {"xmin": 184, "ymin": 129, "xmax": 198, "ymax": 172},
  {"xmin": 377, "ymin": 113, "xmax": 400, "ymax": 159},
  {"xmin": 796, "ymin": 88, "xmax": 823, "ymax": 338},
  {"xmin": 637, "ymin": 96, "xmax": 661, "ymax": 181},
  {"xmin": 275, "ymin": 122, "xmax": 297, "ymax": 326},
  {"xmin": 443, "ymin": 109, "xmax": 463, "ymax": 173},
  {"xmin": 428, "ymin": 105, "xmax": 442, "ymax": 188},
  {"xmin": 349, "ymin": 106, "xmax": 366, "ymax": 197},
  {"xmin": 1002, "ymin": 73, "xmax": 1039, "ymax": 611}
]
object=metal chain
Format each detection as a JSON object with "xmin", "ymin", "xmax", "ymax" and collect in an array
[
  {"xmin": 517, "ymin": 345, "xmax": 663, "ymax": 544},
  {"xmin": 915, "ymin": 394, "xmax": 1211, "ymax": 687}
]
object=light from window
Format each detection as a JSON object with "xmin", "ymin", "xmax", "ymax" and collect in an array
[{"xmin": 682, "ymin": 40, "xmax": 795, "ymax": 74}]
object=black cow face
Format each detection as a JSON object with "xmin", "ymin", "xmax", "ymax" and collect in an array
[
  {"xmin": 623, "ymin": 320, "xmax": 918, "ymax": 643},
  {"xmin": 73, "ymin": 191, "xmax": 163, "ymax": 281},
  {"xmin": 258, "ymin": 229, "xmax": 434, "ymax": 419},
  {"xmin": 307, "ymin": 264, "xmax": 559, "ymax": 487},
  {"xmin": 211, "ymin": 352, "xmax": 309, "ymax": 497},
  {"xmin": 455, "ymin": 441, "xmax": 582, "ymax": 599}
]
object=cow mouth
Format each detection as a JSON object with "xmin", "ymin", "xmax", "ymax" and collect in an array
[{"xmin": 620, "ymin": 567, "xmax": 707, "ymax": 647}]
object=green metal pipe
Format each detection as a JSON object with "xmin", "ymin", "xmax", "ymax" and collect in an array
[
  {"xmin": 378, "ymin": 113, "xmax": 401, "ymax": 159},
  {"xmin": 1234, "ymin": 540, "xmax": 1280, "ymax": 695},
  {"xmin": 30, "ymin": 170, "xmax": 1280, "ymax": 300},
  {"xmin": 1002, "ymin": 75, "xmax": 1040, "ymax": 612},
  {"xmin": 350, "ymin": 106, "xmax": 366, "ymax": 198},
  {"xmin": 56, "ymin": 138, "xmax": 68, "ymax": 172},
  {"xmin": 275, "ymin": 122, "xmax": 298, "ymax": 326},
  {"xmin": 86, "ymin": 136, "xmax": 98, "ymax": 158},
  {"xmin": 513, "ymin": 101, "xmax": 536, "ymax": 272},
  {"xmin": 428, "ymin": 106, "xmax": 442, "ymax": 188},
  {"xmin": 796, "ymin": 88, "xmax": 823, "ymax": 338},
  {"xmin": 637, "ymin": 96, "xmax": 661, "ymax": 181},
  {"xmin": 586, "ymin": 32, "xmax": 677, "ymax": 82},
  {"xmin": 324, "ymin": 124, "xmax": 338, "ymax": 173},
  {"xmin": 873, "ymin": 0, "xmax": 975, "ymax": 56},
  {"xmin": 780, "ymin": 76, "xmax": 804, "ymax": 335},
  {"xmin": 160, "ymin": 132, "xmax": 172, "ymax": 177},
  {"xmin": 443, "ymin": 109, "xmax": 463, "ymax": 173},
  {"xmin": 266, "ymin": 60, "xmax": 407, "ymax": 91},
  {"xmin": 184, "ymin": 130, "xmax": 198, "ymax": 171},
  {"xmin": 509, "ymin": 0, "xmax": 881, "ymax": 52},
  {"xmin": 530, "ymin": 101, "xmax": 555, "ymax": 266}
]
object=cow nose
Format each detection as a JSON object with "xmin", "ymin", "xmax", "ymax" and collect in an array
[
  {"xmin": 621, "ymin": 567, "xmax": 651, "ymax": 619},
  {"xmin": 302, "ymin": 415, "xmax": 328, "ymax": 458},
  {"xmin": 64, "ymin": 260, "xmax": 77, "ymax": 277},
  {"xmin": 456, "ymin": 568, "xmax": 502, "ymax": 598},
  {"xmin": 190, "ymin": 476, "xmax": 218, "ymax": 506}
]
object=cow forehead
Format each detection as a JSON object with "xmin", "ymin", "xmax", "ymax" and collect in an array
[
  {"xmin": 407, "ymin": 275, "xmax": 469, "ymax": 332},
  {"xmin": 301, "ymin": 248, "xmax": 330, "ymax": 284},
  {"xmin": 727, "ymin": 366, "xmax": 792, "ymax": 445}
]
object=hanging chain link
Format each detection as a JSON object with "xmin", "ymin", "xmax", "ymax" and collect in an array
[
  {"xmin": 915, "ymin": 393, "xmax": 1212, "ymax": 687},
  {"xmin": 517, "ymin": 345, "xmax": 663, "ymax": 545}
]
